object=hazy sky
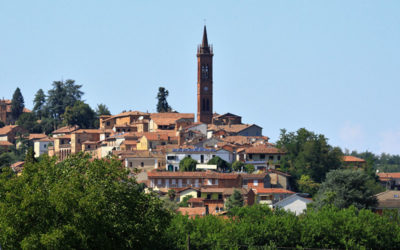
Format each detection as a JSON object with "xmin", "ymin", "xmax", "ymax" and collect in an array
[{"xmin": 1, "ymin": 1, "xmax": 399, "ymax": 154}]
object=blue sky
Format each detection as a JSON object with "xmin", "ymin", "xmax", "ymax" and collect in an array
[{"xmin": 1, "ymin": 1, "xmax": 400, "ymax": 154}]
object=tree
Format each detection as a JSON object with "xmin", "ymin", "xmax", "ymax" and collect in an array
[
  {"xmin": 276, "ymin": 128, "xmax": 343, "ymax": 185},
  {"xmin": 46, "ymin": 79, "xmax": 83, "ymax": 124},
  {"xmin": 0, "ymin": 153, "xmax": 171, "ymax": 249},
  {"xmin": 168, "ymin": 189, "xmax": 177, "ymax": 201},
  {"xmin": 244, "ymin": 164, "xmax": 255, "ymax": 173},
  {"xmin": 179, "ymin": 195, "xmax": 193, "ymax": 207},
  {"xmin": 225, "ymin": 189, "xmax": 244, "ymax": 211},
  {"xmin": 297, "ymin": 175, "xmax": 320, "ymax": 196},
  {"xmin": 24, "ymin": 147, "xmax": 37, "ymax": 164},
  {"xmin": 16, "ymin": 113, "xmax": 42, "ymax": 133},
  {"xmin": 33, "ymin": 89, "xmax": 46, "ymax": 119},
  {"xmin": 62, "ymin": 101, "xmax": 96, "ymax": 129},
  {"xmin": 156, "ymin": 87, "xmax": 172, "ymax": 112},
  {"xmin": 208, "ymin": 156, "xmax": 231, "ymax": 172},
  {"xmin": 95, "ymin": 103, "xmax": 111, "ymax": 116},
  {"xmin": 232, "ymin": 161, "xmax": 245, "ymax": 172},
  {"xmin": 11, "ymin": 87, "xmax": 25, "ymax": 121},
  {"xmin": 313, "ymin": 169, "xmax": 380, "ymax": 210},
  {"xmin": 179, "ymin": 157, "xmax": 197, "ymax": 171}
]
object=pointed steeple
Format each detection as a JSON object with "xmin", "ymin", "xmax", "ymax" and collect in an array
[{"xmin": 201, "ymin": 25, "xmax": 209, "ymax": 48}]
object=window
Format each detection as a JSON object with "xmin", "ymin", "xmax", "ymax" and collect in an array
[
  {"xmin": 207, "ymin": 194, "xmax": 211, "ymax": 199},
  {"xmin": 278, "ymin": 156, "xmax": 281, "ymax": 161},
  {"xmin": 254, "ymin": 180, "xmax": 258, "ymax": 186},
  {"xmin": 249, "ymin": 154, "xmax": 253, "ymax": 160},
  {"xmin": 165, "ymin": 179, "xmax": 170, "ymax": 187},
  {"xmin": 269, "ymin": 156, "xmax": 274, "ymax": 160},
  {"xmin": 187, "ymin": 155, "xmax": 191, "ymax": 158},
  {"xmin": 206, "ymin": 99, "xmax": 210, "ymax": 111},
  {"xmin": 201, "ymin": 155, "xmax": 204, "ymax": 163},
  {"xmin": 260, "ymin": 154, "xmax": 265, "ymax": 160},
  {"xmin": 44, "ymin": 144, "xmax": 47, "ymax": 148},
  {"xmin": 106, "ymin": 122, "xmax": 110, "ymax": 126},
  {"xmin": 218, "ymin": 194, "xmax": 222, "ymax": 200},
  {"xmin": 78, "ymin": 139, "xmax": 81, "ymax": 143},
  {"xmin": 187, "ymin": 179, "xmax": 191, "ymax": 185},
  {"xmin": 178, "ymin": 179, "xmax": 182, "ymax": 187},
  {"xmin": 207, "ymin": 179, "xmax": 212, "ymax": 185},
  {"xmin": 172, "ymin": 179, "xmax": 176, "ymax": 185},
  {"xmin": 167, "ymin": 155, "xmax": 175, "ymax": 160},
  {"xmin": 157, "ymin": 179, "xmax": 162, "ymax": 185},
  {"xmin": 214, "ymin": 179, "xmax": 219, "ymax": 185},
  {"xmin": 260, "ymin": 196, "xmax": 268, "ymax": 201},
  {"xmin": 395, "ymin": 194, "xmax": 399, "ymax": 198},
  {"xmin": 129, "ymin": 162, "xmax": 133, "ymax": 167},
  {"xmin": 202, "ymin": 98, "xmax": 206, "ymax": 111},
  {"xmin": 195, "ymin": 179, "xmax": 199, "ymax": 187},
  {"xmin": 141, "ymin": 162, "xmax": 144, "ymax": 167},
  {"xmin": 87, "ymin": 145, "xmax": 91, "ymax": 149}
]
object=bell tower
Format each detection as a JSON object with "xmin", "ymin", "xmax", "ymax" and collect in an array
[{"xmin": 197, "ymin": 25, "xmax": 213, "ymax": 124}]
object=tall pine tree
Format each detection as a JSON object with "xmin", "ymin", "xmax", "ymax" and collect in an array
[
  {"xmin": 33, "ymin": 89, "xmax": 46, "ymax": 119},
  {"xmin": 11, "ymin": 87, "xmax": 24, "ymax": 122},
  {"xmin": 156, "ymin": 87, "xmax": 172, "ymax": 112}
]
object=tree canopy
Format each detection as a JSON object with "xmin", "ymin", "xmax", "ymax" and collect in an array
[
  {"xmin": 156, "ymin": 87, "xmax": 172, "ymax": 112},
  {"xmin": 0, "ymin": 153, "xmax": 171, "ymax": 249},
  {"xmin": 276, "ymin": 128, "xmax": 343, "ymax": 191},
  {"xmin": 11, "ymin": 87, "xmax": 25, "ymax": 121},
  {"xmin": 62, "ymin": 100, "xmax": 96, "ymax": 129},
  {"xmin": 33, "ymin": 89, "xmax": 46, "ymax": 119},
  {"xmin": 313, "ymin": 169, "xmax": 381, "ymax": 210},
  {"xmin": 208, "ymin": 156, "xmax": 231, "ymax": 172},
  {"xmin": 225, "ymin": 189, "xmax": 244, "ymax": 211},
  {"xmin": 179, "ymin": 157, "xmax": 197, "ymax": 171},
  {"xmin": 95, "ymin": 103, "xmax": 111, "ymax": 116}
]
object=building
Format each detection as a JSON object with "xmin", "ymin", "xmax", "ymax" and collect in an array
[
  {"xmin": 244, "ymin": 145, "xmax": 285, "ymax": 170},
  {"xmin": 166, "ymin": 147, "xmax": 233, "ymax": 171},
  {"xmin": 207, "ymin": 124, "xmax": 263, "ymax": 138},
  {"xmin": 377, "ymin": 172, "xmax": 400, "ymax": 190},
  {"xmin": 212, "ymin": 113, "xmax": 242, "ymax": 126},
  {"xmin": 147, "ymin": 171, "xmax": 241, "ymax": 190},
  {"xmin": 197, "ymin": 26, "xmax": 214, "ymax": 124},
  {"xmin": 34, "ymin": 137, "xmax": 53, "ymax": 157},
  {"xmin": 99, "ymin": 111, "xmax": 150, "ymax": 132},
  {"xmin": 252, "ymin": 187, "xmax": 294, "ymax": 205},
  {"xmin": 149, "ymin": 113, "xmax": 194, "ymax": 132},
  {"xmin": 0, "ymin": 99, "xmax": 31, "ymax": 125},
  {"xmin": 273, "ymin": 194, "xmax": 312, "ymax": 214},
  {"xmin": 136, "ymin": 132, "xmax": 178, "ymax": 151},
  {"xmin": 343, "ymin": 155, "xmax": 366, "ymax": 168},
  {"xmin": 0, "ymin": 125, "xmax": 27, "ymax": 144},
  {"xmin": 374, "ymin": 190, "xmax": 400, "ymax": 214}
]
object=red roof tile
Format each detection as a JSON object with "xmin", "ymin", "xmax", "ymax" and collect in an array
[
  {"xmin": 177, "ymin": 207, "xmax": 206, "ymax": 216},
  {"xmin": 343, "ymin": 156, "xmax": 366, "ymax": 163},
  {"xmin": 245, "ymin": 145, "xmax": 285, "ymax": 154},
  {"xmin": 147, "ymin": 171, "xmax": 240, "ymax": 180},
  {"xmin": 252, "ymin": 187, "xmax": 294, "ymax": 194},
  {"xmin": 0, "ymin": 125, "xmax": 19, "ymax": 135},
  {"xmin": 28, "ymin": 133, "xmax": 47, "ymax": 140}
]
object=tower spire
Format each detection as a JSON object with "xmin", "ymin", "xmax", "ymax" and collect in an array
[{"xmin": 201, "ymin": 25, "xmax": 209, "ymax": 48}]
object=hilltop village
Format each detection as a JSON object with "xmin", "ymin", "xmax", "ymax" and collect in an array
[{"xmin": 0, "ymin": 26, "xmax": 397, "ymax": 217}]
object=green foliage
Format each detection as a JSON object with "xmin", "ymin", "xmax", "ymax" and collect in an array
[
  {"xmin": 179, "ymin": 195, "xmax": 193, "ymax": 207},
  {"xmin": 314, "ymin": 169, "xmax": 380, "ymax": 210},
  {"xmin": 0, "ymin": 153, "xmax": 171, "ymax": 249},
  {"xmin": 156, "ymin": 87, "xmax": 172, "ymax": 112},
  {"xmin": 244, "ymin": 164, "xmax": 255, "ymax": 173},
  {"xmin": 0, "ymin": 120, "xmax": 4, "ymax": 128},
  {"xmin": 276, "ymin": 128, "xmax": 343, "ymax": 185},
  {"xmin": 33, "ymin": 89, "xmax": 46, "ymax": 119},
  {"xmin": 62, "ymin": 101, "xmax": 96, "ymax": 129},
  {"xmin": 11, "ymin": 87, "xmax": 25, "ymax": 121},
  {"xmin": 16, "ymin": 113, "xmax": 42, "ymax": 133},
  {"xmin": 179, "ymin": 157, "xmax": 197, "ymax": 171},
  {"xmin": 232, "ymin": 161, "xmax": 244, "ymax": 171},
  {"xmin": 161, "ymin": 196, "xmax": 179, "ymax": 212},
  {"xmin": 168, "ymin": 189, "xmax": 177, "ymax": 200},
  {"xmin": 95, "ymin": 103, "xmax": 111, "ymax": 116},
  {"xmin": 166, "ymin": 205, "xmax": 400, "ymax": 249},
  {"xmin": 46, "ymin": 79, "xmax": 83, "ymax": 124},
  {"xmin": 24, "ymin": 147, "xmax": 37, "ymax": 164},
  {"xmin": 225, "ymin": 189, "xmax": 244, "ymax": 211},
  {"xmin": 297, "ymin": 174, "xmax": 320, "ymax": 196},
  {"xmin": 208, "ymin": 156, "xmax": 231, "ymax": 172}
]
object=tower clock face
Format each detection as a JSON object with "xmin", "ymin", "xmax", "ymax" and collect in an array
[{"xmin": 204, "ymin": 86, "xmax": 208, "ymax": 92}]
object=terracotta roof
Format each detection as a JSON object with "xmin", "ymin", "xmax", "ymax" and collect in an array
[
  {"xmin": 0, "ymin": 125, "xmax": 19, "ymax": 135},
  {"xmin": 177, "ymin": 207, "xmax": 206, "ymax": 217},
  {"xmin": 378, "ymin": 172, "xmax": 400, "ymax": 181},
  {"xmin": 0, "ymin": 141, "xmax": 13, "ymax": 146},
  {"xmin": 188, "ymin": 197, "xmax": 204, "ymax": 203},
  {"xmin": 10, "ymin": 161, "xmax": 24, "ymax": 173},
  {"xmin": 56, "ymin": 134, "xmax": 71, "ymax": 139},
  {"xmin": 28, "ymin": 133, "xmax": 47, "ymax": 140},
  {"xmin": 148, "ymin": 171, "xmax": 240, "ymax": 180},
  {"xmin": 241, "ymin": 173, "xmax": 268, "ymax": 179},
  {"xmin": 38, "ymin": 137, "xmax": 53, "ymax": 142},
  {"xmin": 245, "ymin": 145, "xmax": 285, "ymax": 154},
  {"xmin": 52, "ymin": 125, "xmax": 79, "ymax": 134},
  {"xmin": 208, "ymin": 124, "xmax": 261, "ymax": 133},
  {"xmin": 252, "ymin": 187, "xmax": 294, "ymax": 194},
  {"xmin": 201, "ymin": 187, "xmax": 249, "ymax": 195},
  {"xmin": 267, "ymin": 169, "xmax": 291, "ymax": 177},
  {"xmin": 141, "ymin": 132, "xmax": 178, "ymax": 141},
  {"xmin": 73, "ymin": 129, "xmax": 104, "ymax": 134},
  {"xmin": 221, "ymin": 136, "xmax": 270, "ymax": 145},
  {"xmin": 343, "ymin": 156, "xmax": 366, "ymax": 163},
  {"xmin": 151, "ymin": 113, "xmax": 194, "ymax": 126},
  {"xmin": 123, "ymin": 140, "xmax": 137, "ymax": 145}
]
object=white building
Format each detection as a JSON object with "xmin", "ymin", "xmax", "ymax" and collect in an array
[
  {"xmin": 34, "ymin": 138, "xmax": 53, "ymax": 157},
  {"xmin": 273, "ymin": 194, "xmax": 312, "ymax": 214},
  {"xmin": 166, "ymin": 147, "xmax": 233, "ymax": 171}
]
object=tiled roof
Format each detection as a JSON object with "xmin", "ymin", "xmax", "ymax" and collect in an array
[
  {"xmin": 252, "ymin": 187, "xmax": 294, "ymax": 194},
  {"xmin": 188, "ymin": 197, "xmax": 204, "ymax": 203},
  {"xmin": 38, "ymin": 137, "xmax": 53, "ymax": 142},
  {"xmin": 0, "ymin": 141, "xmax": 13, "ymax": 146},
  {"xmin": 343, "ymin": 156, "xmax": 366, "ymax": 163},
  {"xmin": 378, "ymin": 172, "xmax": 400, "ymax": 180},
  {"xmin": 141, "ymin": 132, "xmax": 178, "ymax": 141},
  {"xmin": 73, "ymin": 129, "xmax": 104, "ymax": 134},
  {"xmin": 245, "ymin": 145, "xmax": 285, "ymax": 154},
  {"xmin": 123, "ymin": 140, "xmax": 137, "ymax": 145},
  {"xmin": 52, "ymin": 125, "xmax": 79, "ymax": 134},
  {"xmin": 201, "ymin": 187, "xmax": 249, "ymax": 195},
  {"xmin": 104, "ymin": 111, "xmax": 150, "ymax": 121},
  {"xmin": 241, "ymin": 173, "xmax": 268, "ymax": 179},
  {"xmin": 147, "ymin": 171, "xmax": 240, "ymax": 180},
  {"xmin": 0, "ymin": 125, "xmax": 19, "ymax": 135},
  {"xmin": 208, "ymin": 124, "xmax": 261, "ymax": 133},
  {"xmin": 28, "ymin": 133, "xmax": 47, "ymax": 140},
  {"xmin": 221, "ymin": 136, "xmax": 270, "ymax": 145},
  {"xmin": 177, "ymin": 207, "xmax": 206, "ymax": 217},
  {"xmin": 267, "ymin": 169, "xmax": 291, "ymax": 177},
  {"xmin": 172, "ymin": 147, "xmax": 216, "ymax": 153},
  {"xmin": 56, "ymin": 134, "xmax": 71, "ymax": 139},
  {"xmin": 151, "ymin": 113, "xmax": 194, "ymax": 126}
]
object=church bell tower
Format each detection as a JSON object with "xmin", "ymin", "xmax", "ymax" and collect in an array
[{"xmin": 197, "ymin": 25, "xmax": 213, "ymax": 124}]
